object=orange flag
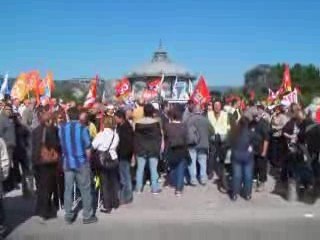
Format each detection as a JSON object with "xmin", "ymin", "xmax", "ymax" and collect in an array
[
  {"xmin": 11, "ymin": 73, "xmax": 29, "ymax": 101},
  {"xmin": 26, "ymin": 70, "xmax": 42, "ymax": 105},
  {"xmin": 282, "ymin": 64, "xmax": 292, "ymax": 92}
]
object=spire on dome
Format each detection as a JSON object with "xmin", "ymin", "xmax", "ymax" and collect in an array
[{"xmin": 152, "ymin": 40, "xmax": 169, "ymax": 63}]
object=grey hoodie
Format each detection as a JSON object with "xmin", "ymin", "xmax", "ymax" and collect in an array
[{"xmin": 186, "ymin": 113, "xmax": 214, "ymax": 150}]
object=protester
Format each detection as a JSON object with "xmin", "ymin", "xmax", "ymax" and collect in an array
[
  {"xmin": 0, "ymin": 137, "xmax": 10, "ymax": 235},
  {"xmin": 79, "ymin": 111, "xmax": 97, "ymax": 139},
  {"xmin": 282, "ymin": 104, "xmax": 303, "ymax": 183},
  {"xmin": 182, "ymin": 99, "xmax": 195, "ymax": 123},
  {"xmin": 186, "ymin": 104, "xmax": 214, "ymax": 186},
  {"xmin": 32, "ymin": 112, "xmax": 60, "ymax": 220},
  {"xmin": 132, "ymin": 98, "xmax": 145, "ymax": 124},
  {"xmin": 92, "ymin": 116, "xmax": 120, "ymax": 213},
  {"xmin": 230, "ymin": 116, "xmax": 254, "ymax": 201},
  {"xmin": 159, "ymin": 100, "xmax": 170, "ymax": 130},
  {"xmin": 1, "ymin": 104, "xmax": 16, "ymax": 190},
  {"xmin": 12, "ymin": 113, "xmax": 32, "ymax": 197},
  {"xmin": 249, "ymin": 106, "xmax": 270, "ymax": 192},
  {"xmin": 134, "ymin": 104, "xmax": 162, "ymax": 194},
  {"xmin": 165, "ymin": 106, "xmax": 189, "ymax": 196},
  {"xmin": 270, "ymin": 105, "xmax": 288, "ymax": 168},
  {"xmin": 114, "ymin": 110, "xmax": 134, "ymax": 204},
  {"xmin": 207, "ymin": 100, "xmax": 231, "ymax": 182},
  {"xmin": 58, "ymin": 107, "xmax": 97, "ymax": 224}
]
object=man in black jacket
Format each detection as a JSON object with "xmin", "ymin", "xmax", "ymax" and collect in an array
[
  {"xmin": 115, "ymin": 110, "xmax": 134, "ymax": 204},
  {"xmin": 134, "ymin": 104, "xmax": 162, "ymax": 194}
]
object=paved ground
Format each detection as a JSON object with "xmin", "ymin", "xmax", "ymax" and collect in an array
[{"xmin": 4, "ymin": 176, "xmax": 320, "ymax": 240}]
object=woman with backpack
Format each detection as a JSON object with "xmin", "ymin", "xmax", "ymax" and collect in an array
[
  {"xmin": 230, "ymin": 116, "xmax": 254, "ymax": 201},
  {"xmin": 164, "ymin": 106, "xmax": 189, "ymax": 196}
]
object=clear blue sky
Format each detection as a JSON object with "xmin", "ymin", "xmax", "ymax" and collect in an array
[{"xmin": 0, "ymin": 0, "xmax": 319, "ymax": 86}]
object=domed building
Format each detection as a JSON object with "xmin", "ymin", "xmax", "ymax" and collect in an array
[{"xmin": 127, "ymin": 42, "xmax": 196, "ymax": 103}]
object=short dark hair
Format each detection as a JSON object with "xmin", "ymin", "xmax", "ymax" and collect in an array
[
  {"xmin": 144, "ymin": 103, "xmax": 155, "ymax": 117},
  {"xmin": 170, "ymin": 106, "xmax": 183, "ymax": 121},
  {"xmin": 161, "ymin": 100, "xmax": 169, "ymax": 110},
  {"xmin": 231, "ymin": 99, "xmax": 238, "ymax": 107},
  {"xmin": 68, "ymin": 107, "xmax": 80, "ymax": 120},
  {"xmin": 114, "ymin": 110, "xmax": 126, "ymax": 120}
]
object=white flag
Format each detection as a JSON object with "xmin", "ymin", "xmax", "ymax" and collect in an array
[
  {"xmin": 172, "ymin": 76, "xmax": 178, "ymax": 99},
  {"xmin": 0, "ymin": 73, "xmax": 9, "ymax": 100}
]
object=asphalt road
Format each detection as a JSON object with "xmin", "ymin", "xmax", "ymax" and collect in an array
[{"xmin": 4, "ymin": 177, "xmax": 320, "ymax": 240}]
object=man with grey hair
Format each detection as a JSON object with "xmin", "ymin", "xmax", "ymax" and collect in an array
[{"xmin": 185, "ymin": 104, "xmax": 214, "ymax": 185}]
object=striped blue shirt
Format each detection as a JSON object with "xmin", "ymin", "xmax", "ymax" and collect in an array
[{"xmin": 58, "ymin": 121, "xmax": 91, "ymax": 170}]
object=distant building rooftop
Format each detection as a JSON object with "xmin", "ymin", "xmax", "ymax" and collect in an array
[{"xmin": 127, "ymin": 42, "xmax": 196, "ymax": 79}]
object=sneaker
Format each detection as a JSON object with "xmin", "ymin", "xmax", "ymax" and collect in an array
[
  {"xmin": 256, "ymin": 183, "xmax": 265, "ymax": 192},
  {"xmin": 244, "ymin": 195, "xmax": 252, "ymax": 201},
  {"xmin": 0, "ymin": 225, "xmax": 7, "ymax": 235},
  {"xmin": 200, "ymin": 181, "xmax": 207, "ymax": 186},
  {"xmin": 175, "ymin": 191, "xmax": 182, "ymax": 197},
  {"xmin": 230, "ymin": 195, "xmax": 238, "ymax": 201},
  {"xmin": 65, "ymin": 216, "xmax": 75, "ymax": 225},
  {"xmin": 100, "ymin": 208, "xmax": 112, "ymax": 214},
  {"xmin": 83, "ymin": 216, "xmax": 98, "ymax": 224},
  {"xmin": 151, "ymin": 189, "xmax": 162, "ymax": 195},
  {"xmin": 189, "ymin": 180, "xmax": 198, "ymax": 187}
]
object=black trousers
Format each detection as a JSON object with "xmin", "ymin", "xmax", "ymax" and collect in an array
[
  {"xmin": 254, "ymin": 155, "xmax": 268, "ymax": 183},
  {"xmin": 34, "ymin": 163, "xmax": 58, "ymax": 219},
  {"xmin": 100, "ymin": 167, "xmax": 120, "ymax": 210},
  {"xmin": 53, "ymin": 172, "xmax": 64, "ymax": 209},
  {"xmin": 0, "ymin": 197, "xmax": 4, "ymax": 225}
]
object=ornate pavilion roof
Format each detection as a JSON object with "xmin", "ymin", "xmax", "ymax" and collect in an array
[{"xmin": 127, "ymin": 42, "xmax": 196, "ymax": 79}]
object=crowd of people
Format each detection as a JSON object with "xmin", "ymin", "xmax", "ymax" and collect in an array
[{"xmin": 0, "ymin": 95, "xmax": 320, "ymax": 234}]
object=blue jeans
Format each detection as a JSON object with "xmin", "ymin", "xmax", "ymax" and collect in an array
[
  {"xmin": 119, "ymin": 160, "xmax": 133, "ymax": 203},
  {"xmin": 135, "ymin": 156, "xmax": 160, "ymax": 192},
  {"xmin": 188, "ymin": 148, "xmax": 208, "ymax": 184},
  {"xmin": 232, "ymin": 160, "xmax": 253, "ymax": 197},
  {"xmin": 64, "ymin": 162, "xmax": 93, "ymax": 221},
  {"xmin": 169, "ymin": 160, "xmax": 186, "ymax": 192}
]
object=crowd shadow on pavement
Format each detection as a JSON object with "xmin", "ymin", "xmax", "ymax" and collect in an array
[
  {"xmin": 269, "ymin": 167, "xmax": 319, "ymax": 205},
  {"xmin": 3, "ymin": 195, "xmax": 35, "ymax": 238}
]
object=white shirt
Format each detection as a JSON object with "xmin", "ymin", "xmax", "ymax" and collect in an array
[{"xmin": 92, "ymin": 128, "xmax": 119, "ymax": 160}]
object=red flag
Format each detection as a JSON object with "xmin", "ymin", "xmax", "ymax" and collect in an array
[
  {"xmin": 315, "ymin": 107, "xmax": 320, "ymax": 124},
  {"xmin": 84, "ymin": 75, "xmax": 98, "ymax": 108},
  {"xmin": 115, "ymin": 77, "xmax": 131, "ymax": 97},
  {"xmin": 147, "ymin": 77, "xmax": 161, "ymax": 92},
  {"xmin": 282, "ymin": 64, "xmax": 292, "ymax": 92},
  {"xmin": 190, "ymin": 76, "xmax": 210, "ymax": 105},
  {"xmin": 249, "ymin": 90, "xmax": 255, "ymax": 101},
  {"xmin": 142, "ymin": 89, "xmax": 158, "ymax": 101}
]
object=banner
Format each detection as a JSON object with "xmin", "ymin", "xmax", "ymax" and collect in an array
[
  {"xmin": 190, "ymin": 75, "xmax": 210, "ymax": 105},
  {"xmin": 281, "ymin": 88, "xmax": 298, "ymax": 106}
]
